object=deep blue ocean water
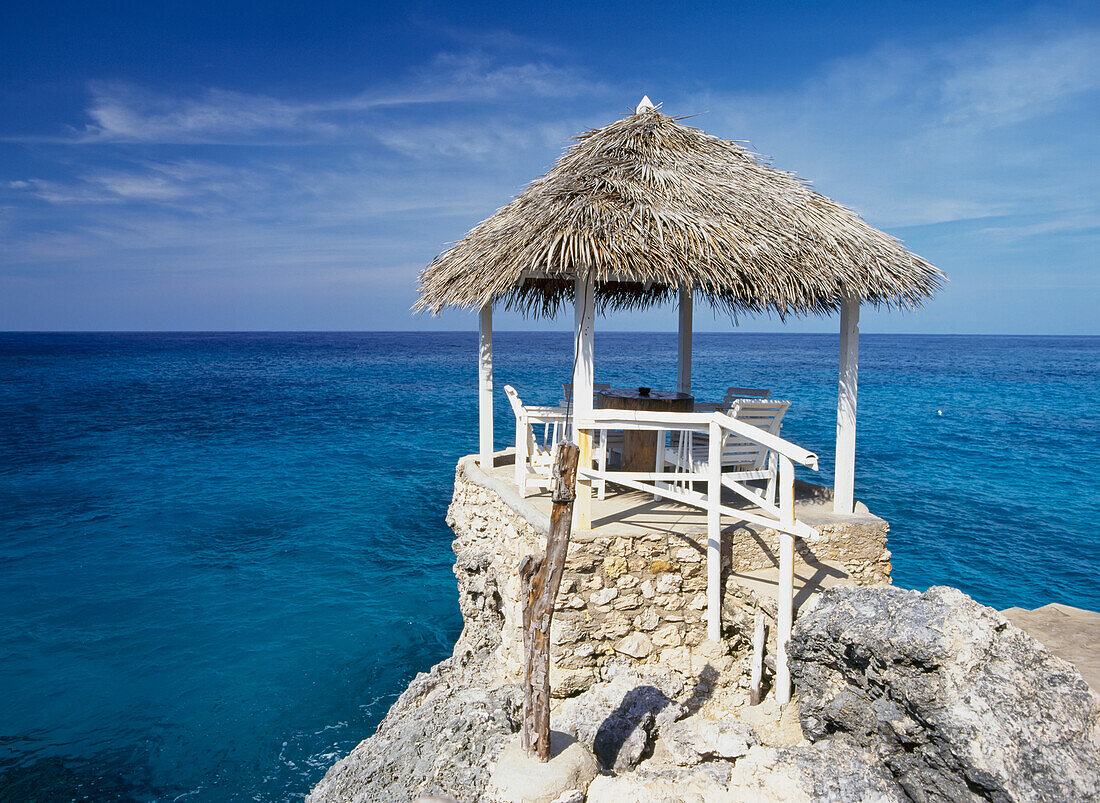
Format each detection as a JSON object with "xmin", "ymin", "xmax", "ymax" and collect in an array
[{"xmin": 1, "ymin": 331, "xmax": 1097, "ymax": 801}]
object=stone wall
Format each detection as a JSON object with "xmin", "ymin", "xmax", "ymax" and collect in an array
[{"xmin": 450, "ymin": 455, "xmax": 892, "ymax": 698}]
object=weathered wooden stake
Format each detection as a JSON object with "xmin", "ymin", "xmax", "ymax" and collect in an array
[{"xmin": 520, "ymin": 440, "xmax": 579, "ymax": 761}]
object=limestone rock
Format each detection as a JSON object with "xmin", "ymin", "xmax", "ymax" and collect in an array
[
  {"xmin": 660, "ymin": 717, "xmax": 757, "ymax": 765},
  {"xmin": 585, "ymin": 763, "xmax": 735, "ymax": 802},
  {"xmin": 488, "ymin": 732, "xmax": 599, "ymax": 803},
  {"xmin": 612, "ymin": 632, "xmax": 652, "ymax": 659},
  {"xmin": 590, "ymin": 587, "xmax": 618, "ymax": 606},
  {"xmin": 553, "ymin": 671, "xmax": 683, "ymax": 772},
  {"xmin": 603, "ymin": 555, "xmax": 628, "ymax": 578},
  {"xmin": 650, "ymin": 623, "xmax": 681, "ymax": 648},
  {"xmin": 632, "ymin": 609, "xmax": 659, "ymax": 631},
  {"xmin": 308, "ymin": 650, "xmax": 521, "ymax": 803},
  {"xmin": 790, "ymin": 585, "xmax": 1100, "ymax": 803},
  {"xmin": 587, "ymin": 740, "xmax": 903, "ymax": 802},
  {"xmin": 550, "ymin": 664, "xmax": 599, "ymax": 698},
  {"xmin": 655, "ymin": 573, "xmax": 681, "ymax": 594},
  {"xmin": 550, "ymin": 792, "xmax": 585, "ymax": 803},
  {"xmin": 726, "ymin": 743, "xmax": 908, "ymax": 802}
]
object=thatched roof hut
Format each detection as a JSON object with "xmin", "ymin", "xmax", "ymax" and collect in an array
[
  {"xmin": 420, "ymin": 98, "xmax": 944, "ymax": 523},
  {"xmin": 418, "ymin": 100, "xmax": 947, "ymax": 678},
  {"xmin": 416, "ymin": 100, "xmax": 943, "ymax": 319}
]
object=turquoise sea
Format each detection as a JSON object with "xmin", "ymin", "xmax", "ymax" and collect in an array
[{"xmin": 1, "ymin": 332, "xmax": 1098, "ymax": 800}]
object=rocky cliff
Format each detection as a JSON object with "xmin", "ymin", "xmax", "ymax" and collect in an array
[
  {"xmin": 790, "ymin": 585, "xmax": 1100, "ymax": 802},
  {"xmin": 310, "ymin": 463, "xmax": 1100, "ymax": 803}
]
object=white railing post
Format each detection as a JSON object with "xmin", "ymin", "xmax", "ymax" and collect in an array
[
  {"xmin": 750, "ymin": 609, "xmax": 764, "ymax": 705},
  {"xmin": 677, "ymin": 288, "xmax": 692, "ymax": 395},
  {"xmin": 514, "ymin": 413, "xmax": 528, "ymax": 495},
  {"xmin": 834, "ymin": 296, "xmax": 860, "ymax": 514},
  {"xmin": 775, "ymin": 454, "xmax": 795, "ymax": 705},
  {"xmin": 653, "ymin": 427, "xmax": 664, "ymax": 501},
  {"xmin": 573, "ymin": 274, "xmax": 595, "ymax": 529},
  {"xmin": 478, "ymin": 304, "xmax": 494, "ymax": 469},
  {"xmin": 707, "ymin": 419, "xmax": 723, "ymax": 641}
]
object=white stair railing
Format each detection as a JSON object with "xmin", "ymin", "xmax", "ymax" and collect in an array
[
  {"xmin": 502, "ymin": 402, "xmax": 819, "ymax": 705},
  {"xmin": 575, "ymin": 409, "xmax": 819, "ymax": 706}
]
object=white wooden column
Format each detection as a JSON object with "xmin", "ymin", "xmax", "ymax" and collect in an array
[
  {"xmin": 677, "ymin": 288, "xmax": 692, "ymax": 395},
  {"xmin": 775, "ymin": 455, "xmax": 795, "ymax": 705},
  {"xmin": 834, "ymin": 296, "xmax": 860, "ymax": 514},
  {"xmin": 573, "ymin": 275, "xmax": 595, "ymax": 528},
  {"xmin": 706, "ymin": 418, "xmax": 722, "ymax": 641},
  {"xmin": 478, "ymin": 303, "xmax": 494, "ymax": 469}
]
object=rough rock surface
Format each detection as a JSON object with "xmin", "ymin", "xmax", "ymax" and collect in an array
[
  {"xmin": 552, "ymin": 669, "xmax": 684, "ymax": 772},
  {"xmin": 307, "ymin": 646, "xmax": 520, "ymax": 802},
  {"xmin": 487, "ymin": 732, "xmax": 598, "ymax": 803},
  {"xmin": 790, "ymin": 585, "xmax": 1100, "ymax": 802},
  {"xmin": 724, "ymin": 743, "xmax": 908, "ymax": 802},
  {"xmin": 585, "ymin": 741, "xmax": 905, "ymax": 802},
  {"xmin": 660, "ymin": 716, "xmax": 757, "ymax": 765}
]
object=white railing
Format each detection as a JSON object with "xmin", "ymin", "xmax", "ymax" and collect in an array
[
  {"xmin": 579, "ymin": 409, "xmax": 819, "ymax": 541},
  {"xmin": 507, "ymin": 404, "xmax": 818, "ymax": 705}
]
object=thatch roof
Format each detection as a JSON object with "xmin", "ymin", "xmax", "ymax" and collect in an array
[{"xmin": 415, "ymin": 103, "xmax": 944, "ymax": 318}]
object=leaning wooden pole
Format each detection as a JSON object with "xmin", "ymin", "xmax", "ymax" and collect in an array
[{"xmin": 519, "ymin": 441, "xmax": 579, "ymax": 761}]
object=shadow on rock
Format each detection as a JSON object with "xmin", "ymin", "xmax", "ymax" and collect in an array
[
  {"xmin": 592, "ymin": 685, "xmax": 673, "ymax": 772},
  {"xmin": 556, "ymin": 664, "xmax": 722, "ymax": 775}
]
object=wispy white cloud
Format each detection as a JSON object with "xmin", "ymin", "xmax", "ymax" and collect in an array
[
  {"xmin": 938, "ymin": 28, "xmax": 1100, "ymax": 129},
  {"xmin": 973, "ymin": 210, "xmax": 1100, "ymax": 242},
  {"xmin": 368, "ymin": 118, "xmax": 580, "ymax": 161},
  {"xmin": 78, "ymin": 84, "xmax": 331, "ymax": 144},
  {"xmin": 9, "ymin": 160, "xmax": 273, "ymax": 206},
  {"xmin": 689, "ymin": 22, "xmax": 1100, "ymax": 235},
  {"xmin": 52, "ymin": 53, "xmax": 604, "ymax": 145}
]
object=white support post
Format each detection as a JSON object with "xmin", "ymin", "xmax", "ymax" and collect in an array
[
  {"xmin": 653, "ymin": 427, "xmax": 664, "ymax": 502},
  {"xmin": 750, "ymin": 610, "xmax": 764, "ymax": 705},
  {"xmin": 573, "ymin": 275, "xmax": 595, "ymax": 529},
  {"xmin": 478, "ymin": 304, "xmax": 494, "ymax": 470},
  {"xmin": 776, "ymin": 454, "xmax": 795, "ymax": 705},
  {"xmin": 706, "ymin": 419, "xmax": 722, "ymax": 641},
  {"xmin": 514, "ymin": 413, "xmax": 528, "ymax": 494},
  {"xmin": 834, "ymin": 296, "xmax": 860, "ymax": 514},
  {"xmin": 677, "ymin": 288, "xmax": 692, "ymax": 395}
]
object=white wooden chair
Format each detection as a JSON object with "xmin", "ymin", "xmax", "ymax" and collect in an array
[
  {"xmin": 504, "ymin": 385, "xmax": 570, "ymax": 496},
  {"xmin": 660, "ymin": 399, "xmax": 791, "ymax": 506}
]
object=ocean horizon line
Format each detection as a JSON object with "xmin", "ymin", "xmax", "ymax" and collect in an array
[{"xmin": 2, "ymin": 330, "xmax": 1098, "ymax": 338}]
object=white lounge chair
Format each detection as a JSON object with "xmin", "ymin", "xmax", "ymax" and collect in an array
[
  {"xmin": 724, "ymin": 386, "xmax": 771, "ymax": 400},
  {"xmin": 660, "ymin": 398, "xmax": 791, "ymax": 506},
  {"xmin": 504, "ymin": 385, "xmax": 569, "ymax": 496},
  {"xmin": 695, "ymin": 386, "xmax": 772, "ymax": 412}
]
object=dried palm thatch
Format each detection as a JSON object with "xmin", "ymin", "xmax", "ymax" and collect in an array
[{"xmin": 415, "ymin": 105, "xmax": 944, "ymax": 318}]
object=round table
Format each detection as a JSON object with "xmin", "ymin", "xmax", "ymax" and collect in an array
[{"xmin": 596, "ymin": 389, "xmax": 694, "ymax": 472}]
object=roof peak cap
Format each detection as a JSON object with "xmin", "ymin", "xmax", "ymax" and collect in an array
[{"xmin": 635, "ymin": 95, "xmax": 656, "ymax": 113}]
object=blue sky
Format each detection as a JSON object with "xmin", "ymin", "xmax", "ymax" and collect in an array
[{"xmin": 2, "ymin": 0, "xmax": 1097, "ymax": 333}]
